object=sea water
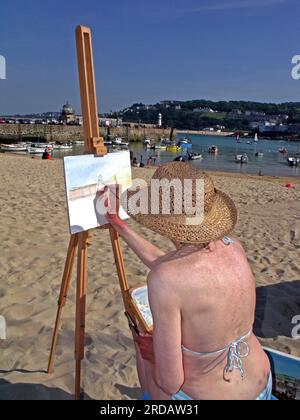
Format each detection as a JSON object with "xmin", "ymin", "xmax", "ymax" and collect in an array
[
  {"xmin": 129, "ymin": 134, "xmax": 300, "ymax": 178},
  {"xmin": 47, "ymin": 134, "xmax": 300, "ymax": 177}
]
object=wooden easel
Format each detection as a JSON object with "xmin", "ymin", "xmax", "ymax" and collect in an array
[{"xmin": 47, "ymin": 25, "xmax": 150, "ymax": 400}]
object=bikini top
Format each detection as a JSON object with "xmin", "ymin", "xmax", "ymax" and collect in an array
[{"xmin": 181, "ymin": 236, "xmax": 251, "ymax": 380}]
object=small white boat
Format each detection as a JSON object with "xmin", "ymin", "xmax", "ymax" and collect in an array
[
  {"xmin": 189, "ymin": 153, "xmax": 203, "ymax": 161},
  {"xmin": 0, "ymin": 143, "xmax": 28, "ymax": 152},
  {"xmin": 255, "ymin": 152, "xmax": 264, "ymax": 158},
  {"xmin": 112, "ymin": 137, "xmax": 129, "ymax": 147},
  {"xmin": 278, "ymin": 147, "xmax": 288, "ymax": 154},
  {"xmin": 236, "ymin": 153, "xmax": 249, "ymax": 163},
  {"xmin": 28, "ymin": 144, "xmax": 49, "ymax": 154},
  {"xmin": 52, "ymin": 142, "xmax": 72, "ymax": 150},
  {"xmin": 57, "ymin": 144, "xmax": 73, "ymax": 150},
  {"xmin": 73, "ymin": 140, "xmax": 85, "ymax": 145},
  {"xmin": 288, "ymin": 157, "xmax": 300, "ymax": 167}
]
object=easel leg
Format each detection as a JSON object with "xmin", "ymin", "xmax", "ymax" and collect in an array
[
  {"xmin": 75, "ymin": 232, "xmax": 89, "ymax": 400},
  {"xmin": 109, "ymin": 228, "xmax": 129, "ymax": 294},
  {"xmin": 48, "ymin": 234, "xmax": 78, "ymax": 374}
]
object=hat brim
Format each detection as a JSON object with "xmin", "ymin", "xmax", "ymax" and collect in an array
[{"xmin": 125, "ymin": 188, "xmax": 238, "ymax": 244}]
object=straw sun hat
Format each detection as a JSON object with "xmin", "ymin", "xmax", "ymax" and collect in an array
[{"xmin": 126, "ymin": 162, "xmax": 238, "ymax": 244}]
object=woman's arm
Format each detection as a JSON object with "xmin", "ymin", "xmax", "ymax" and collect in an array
[
  {"xmin": 102, "ymin": 187, "xmax": 165, "ymax": 269},
  {"xmin": 109, "ymin": 216, "xmax": 166, "ymax": 269},
  {"xmin": 147, "ymin": 268, "xmax": 185, "ymax": 396}
]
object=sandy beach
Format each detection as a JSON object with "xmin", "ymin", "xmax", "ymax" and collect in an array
[{"xmin": 0, "ymin": 153, "xmax": 299, "ymax": 400}]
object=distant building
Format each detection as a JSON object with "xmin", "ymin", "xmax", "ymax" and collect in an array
[
  {"xmin": 160, "ymin": 101, "xmax": 171, "ymax": 109},
  {"xmin": 259, "ymin": 122, "xmax": 288, "ymax": 133},
  {"xmin": 99, "ymin": 117, "xmax": 122, "ymax": 128},
  {"xmin": 193, "ymin": 107, "xmax": 215, "ymax": 113},
  {"xmin": 60, "ymin": 101, "xmax": 76, "ymax": 124}
]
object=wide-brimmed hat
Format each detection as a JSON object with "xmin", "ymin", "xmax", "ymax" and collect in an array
[{"xmin": 126, "ymin": 162, "xmax": 238, "ymax": 244}]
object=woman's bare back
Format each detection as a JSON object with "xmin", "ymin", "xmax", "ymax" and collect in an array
[{"xmin": 149, "ymin": 239, "xmax": 270, "ymax": 400}]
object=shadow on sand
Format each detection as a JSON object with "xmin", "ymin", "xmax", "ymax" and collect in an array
[
  {"xmin": 254, "ymin": 280, "xmax": 300, "ymax": 339},
  {"xmin": 115, "ymin": 383, "xmax": 142, "ymax": 400},
  {"xmin": 0, "ymin": 379, "xmax": 74, "ymax": 400}
]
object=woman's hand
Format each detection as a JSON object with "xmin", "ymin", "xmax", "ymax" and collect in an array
[
  {"xmin": 135, "ymin": 333, "xmax": 155, "ymax": 364},
  {"xmin": 98, "ymin": 185, "xmax": 126, "ymax": 228}
]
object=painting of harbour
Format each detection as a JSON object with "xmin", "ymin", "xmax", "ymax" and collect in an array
[{"xmin": 64, "ymin": 151, "xmax": 132, "ymax": 234}]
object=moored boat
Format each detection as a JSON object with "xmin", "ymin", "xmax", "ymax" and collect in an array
[
  {"xmin": 174, "ymin": 155, "xmax": 188, "ymax": 162},
  {"xmin": 0, "ymin": 143, "xmax": 28, "ymax": 152},
  {"xmin": 112, "ymin": 137, "xmax": 129, "ymax": 148},
  {"xmin": 52, "ymin": 142, "xmax": 72, "ymax": 150},
  {"xmin": 188, "ymin": 153, "xmax": 203, "ymax": 161},
  {"xmin": 57, "ymin": 143, "xmax": 73, "ymax": 150},
  {"xmin": 287, "ymin": 157, "xmax": 300, "ymax": 167},
  {"xmin": 235, "ymin": 153, "xmax": 249, "ymax": 163},
  {"xmin": 28, "ymin": 144, "xmax": 51, "ymax": 154},
  {"xmin": 255, "ymin": 152, "xmax": 264, "ymax": 158},
  {"xmin": 166, "ymin": 145, "xmax": 181, "ymax": 153}
]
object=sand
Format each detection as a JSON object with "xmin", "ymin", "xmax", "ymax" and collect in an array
[{"xmin": 0, "ymin": 153, "xmax": 299, "ymax": 400}]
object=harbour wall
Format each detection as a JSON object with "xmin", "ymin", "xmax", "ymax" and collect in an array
[{"xmin": 0, "ymin": 124, "xmax": 174, "ymax": 143}]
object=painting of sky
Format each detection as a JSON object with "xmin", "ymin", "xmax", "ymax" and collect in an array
[{"xmin": 64, "ymin": 151, "xmax": 132, "ymax": 234}]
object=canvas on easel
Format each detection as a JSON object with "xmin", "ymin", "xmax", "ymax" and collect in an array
[{"xmin": 64, "ymin": 151, "xmax": 132, "ymax": 234}]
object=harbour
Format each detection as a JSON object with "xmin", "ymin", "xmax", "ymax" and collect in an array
[{"xmin": 1, "ymin": 133, "xmax": 299, "ymax": 178}]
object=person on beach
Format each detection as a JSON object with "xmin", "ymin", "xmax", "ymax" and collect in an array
[
  {"xmin": 104, "ymin": 162, "xmax": 272, "ymax": 400},
  {"xmin": 147, "ymin": 157, "xmax": 153, "ymax": 166},
  {"xmin": 42, "ymin": 148, "xmax": 50, "ymax": 160}
]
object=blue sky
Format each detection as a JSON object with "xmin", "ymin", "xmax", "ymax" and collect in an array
[{"xmin": 0, "ymin": 0, "xmax": 300, "ymax": 115}]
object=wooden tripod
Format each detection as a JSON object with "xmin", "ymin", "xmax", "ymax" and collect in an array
[{"xmin": 47, "ymin": 26, "xmax": 149, "ymax": 400}]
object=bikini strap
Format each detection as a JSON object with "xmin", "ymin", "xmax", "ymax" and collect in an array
[
  {"xmin": 224, "ymin": 331, "xmax": 251, "ymax": 380},
  {"xmin": 222, "ymin": 236, "xmax": 235, "ymax": 246},
  {"xmin": 182, "ymin": 330, "xmax": 252, "ymax": 380}
]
